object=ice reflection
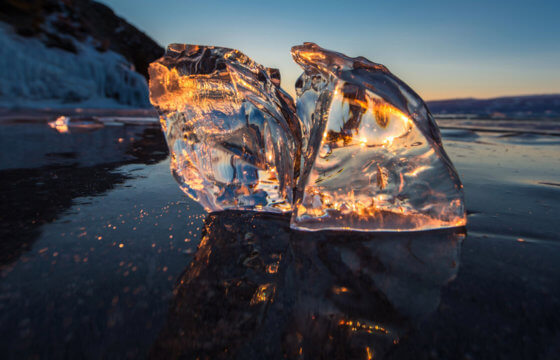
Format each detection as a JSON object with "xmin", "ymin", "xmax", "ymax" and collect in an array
[{"xmin": 151, "ymin": 211, "xmax": 465, "ymax": 359}]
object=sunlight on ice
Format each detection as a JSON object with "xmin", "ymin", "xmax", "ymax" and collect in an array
[
  {"xmin": 290, "ymin": 42, "xmax": 466, "ymax": 231},
  {"xmin": 48, "ymin": 116, "xmax": 70, "ymax": 133},
  {"xmin": 149, "ymin": 44, "xmax": 302, "ymax": 213},
  {"xmin": 149, "ymin": 42, "xmax": 466, "ymax": 231}
]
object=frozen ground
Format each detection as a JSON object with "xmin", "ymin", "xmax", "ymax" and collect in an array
[{"xmin": 0, "ymin": 116, "xmax": 559, "ymax": 359}]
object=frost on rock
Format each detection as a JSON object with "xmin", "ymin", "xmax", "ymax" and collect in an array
[
  {"xmin": 290, "ymin": 42, "xmax": 466, "ymax": 231},
  {"xmin": 149, "ymin": 44, "xmax": 301, "ymax": 213}
]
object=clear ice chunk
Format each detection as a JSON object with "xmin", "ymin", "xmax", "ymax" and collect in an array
[
  {"xmin": 149, "ymin": 44, "xmax": 301, "ymax": 213},
  {"xmin": 47, "ymin": 116, "xmax": 104, "ymax": 133},
  {"xmin": 290, "ymin": 43, "xmax": 466, "ymax": 231},
  {"xmin": 48, "ymin": 116, "xmax": 70, "ymax": 133}
]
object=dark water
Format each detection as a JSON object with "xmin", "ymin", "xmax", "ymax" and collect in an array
[{"xmin": 1, "ymin": 118, "xmax": 559, "ymax": 359}]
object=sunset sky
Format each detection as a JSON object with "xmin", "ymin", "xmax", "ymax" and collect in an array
[{"xmin": 101, "ymin": 0, "xmax": 560, "ymax": 100}]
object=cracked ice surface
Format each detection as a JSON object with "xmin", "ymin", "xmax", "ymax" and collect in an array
[
  {"xmin": 149, "ymin": 44, "xmax": 301, "ymax": 213},
  {"xmin": 290, "ymin": 42, "xmax": 466, "ymax": 231}
]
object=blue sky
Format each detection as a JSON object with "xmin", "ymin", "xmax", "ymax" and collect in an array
[{"xmin": 101, "ymin": 0, "xmax": 560, "ymax": 100}]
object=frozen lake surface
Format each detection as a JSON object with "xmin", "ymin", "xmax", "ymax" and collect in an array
[{"xmin": 1, "ymin": 114, "xmax": 559, "ymax": 359}]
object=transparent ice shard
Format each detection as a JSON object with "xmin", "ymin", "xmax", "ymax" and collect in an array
[
  {"xmin": 290, "ymin": 43, "xmax": 466, "ymax": 231},
  {"xmin": 149, "ymin": 44, "xmax": 301, "ymax": 213},
  {"xmin": 48, "ymin": 116, "xmax": 70, "ymax": 133},
  {"xmin": 47, "ymin": 115, "xmax": 104, "ymax": 133}
]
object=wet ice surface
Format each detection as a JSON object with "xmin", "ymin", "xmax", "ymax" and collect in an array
[{"xmin": 1, "ymin": 117, "xmax": 560, "ymax": 359}]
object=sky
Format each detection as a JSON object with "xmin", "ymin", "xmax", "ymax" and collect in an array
[{"xmin": 100, "ymin": 0, "xmax": 560, "ymax": 100}]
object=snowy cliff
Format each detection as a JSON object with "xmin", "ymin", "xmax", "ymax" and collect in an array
[
  {"xmin": 0, "ymin": 24, "xmax": 150, "ymax": 108},
  {"xmin": 0, "ymin": 0, "xmax": 163, "ymax": 109}
]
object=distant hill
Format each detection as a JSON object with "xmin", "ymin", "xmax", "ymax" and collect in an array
[
  {"xmin": 427, "ymin": 94, "xmax": 560, "ymax": 119},
  {"xmin": 0, "ymin": 0, "xmax": 164, "ymax": 108}
]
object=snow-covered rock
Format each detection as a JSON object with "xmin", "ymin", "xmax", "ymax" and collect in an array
[{"xmin": 0, "ymin": 23, "xmax": 151, "ymax": 108}]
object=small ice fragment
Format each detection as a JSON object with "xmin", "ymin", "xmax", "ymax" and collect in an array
[
  {"xmin": 48, "ymin": 116, "xmax": 104, "ymax": 133},
  {"xmin": 48, "ymin": 116, "xmax": 70, "ymax": 133}
]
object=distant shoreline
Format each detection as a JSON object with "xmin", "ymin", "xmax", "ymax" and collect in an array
[{"xmin": 427, "ymin": 94, "xmax": 560, "ymax": 120}]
